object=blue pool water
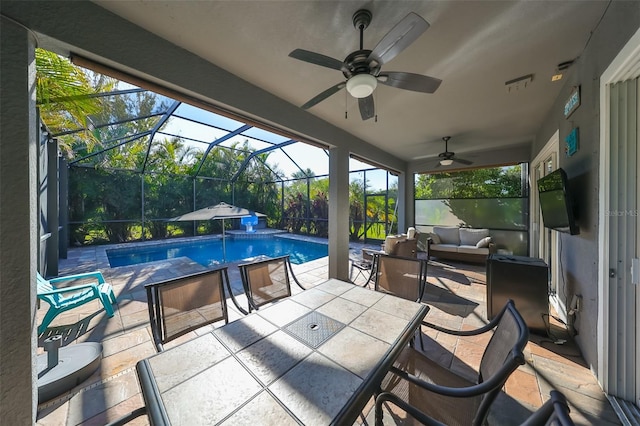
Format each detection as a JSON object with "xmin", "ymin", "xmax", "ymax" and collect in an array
[{"xmin": 106, "ymin": 237, "xmax": 328, "ymax": 267}]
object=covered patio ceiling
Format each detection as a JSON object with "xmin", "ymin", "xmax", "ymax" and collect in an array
[{"xmin": 91, "ymin": 0, "xmax": 610, "ymax": 171}]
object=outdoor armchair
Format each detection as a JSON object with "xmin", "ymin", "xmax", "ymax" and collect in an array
[
  {"xmin": 36, "ymin": 271, "xmax": 117, "ymax": 334},
  {"xmin": 238, "ymin": 255, "xmax": 306, "ymax": 313},
  {"xmin": 145, "ymin": 267, "xmax": 229, "ymax": 352},
  {"xmin": 375, "ymin": 300, "xmax": 529, "ymax": 426},
  {"xmin": 375, "ymin": 389, "xmax": 572, "ymax": 426}
]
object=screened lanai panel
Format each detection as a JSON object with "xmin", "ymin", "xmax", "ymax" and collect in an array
[
  {"xmin": 68, "ymin": 167, "xmax": 142, "ymax": 244},
  {"xmin": 197, "ymin": 145, "xmax": 247, "ymax": 181},
  {"xmin": 88, "ymin": 90, "xmax": 174, "ymax": 123},
  {"xmin": 273, "ymin": 144, "xmax": 328, "ymax": 178},
  {"xmin": 233, "ymin": 181, "xmax": 279, "ymax": 222},
  {"xmin": 364, "ymin": 169, "xmax": 390, "ymax": 193},
  {"xmin": 143, "ymin": 174, "xmax": 193, "ymax": 220},
  {"xmin": 193, "ymin": 178, "xmax": 231, "ymax": 210},
  {"xmin": 172, "ymin": 103, "xmax": 245, "ymax": 130},
  {"xmin": 217, "ymin": 134, "xmax": 273, "ymax": 151},
  {"xmin": 158, "ymin": 115, "xmax": 230, "ymax": 146},
  {"xmin": 80, "ymin": 89, "xmax": 172, "ymax": 150},
  {"xmin": 415, "ymin": 198, "xmax": 528, "ymax": 230},
  {"xmin": 92, "ymin": 116, "xmax": 163, "ymax": 142},
  {"xmin": 72, "ymin": 135, "xmax": 151, "ymax": 170},
  {"xmin": 308, "ymin": 176, "xmax": 329, "ymax": 237},
  {"xmin": 349, "ymin": 171, "xmax": 366, "ymax": 240}
]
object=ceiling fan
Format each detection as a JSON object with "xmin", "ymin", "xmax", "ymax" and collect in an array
[
  {"xmin": 289, "ymin": 9, "xmax": 442, "ymax": 120},
  {"xmin": 436, "ymin": 137, "xmax": 473, "ymax": 167}
]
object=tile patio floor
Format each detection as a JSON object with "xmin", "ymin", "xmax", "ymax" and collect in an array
[{"xmin": 35, "ymin": 240, "xmax": 620, "ymax": 425}]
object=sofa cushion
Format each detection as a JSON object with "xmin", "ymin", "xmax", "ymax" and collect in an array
[
  {"xmin": 433, "ymin": 226, "xmax": 460, "ymax": 245},
  {"xmin": 459, "ymin": 228, "xmax": 489, "ymax": 246},
  {"xmin": 476, "ymin": 236, "xmax": 492, "ymax": 248},
  {"xmin": 429, "ymin": 244, "xmax": 459, "ymax": 253},
  {"xmin": 458, "ymin": 245, "xmax": 490, "ymax": 255}
]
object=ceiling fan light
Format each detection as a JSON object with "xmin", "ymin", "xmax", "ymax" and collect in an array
[
  {"xmin": 440, "ymin": 158, "xmax": 454, "ymax": 166},
  {"xmin": 346, "ymin": 74, "xmax": 377, "ymax": 98}
]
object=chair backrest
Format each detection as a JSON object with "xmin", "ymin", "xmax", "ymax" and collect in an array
[
  {"xmin": 475, "ymin": 300, "xmax": 529, "ymax": 424},
  {"xmin": 390, "ymin": 238, "xmax": 418, "ymax": 258},
  {"xmin": 239, "ymin": 255, "xmax": 293, "ymax": 311},
  {"xmin": 374, "ymin": 254, "xmax": 427, "ymax": 302},
  {"xmin": 145, "ymin": 267, "xmax": 229, "ymax": 351},
  {"xmin": 36, "ymin": 272, "xmax": 61, "ymax": 305}
]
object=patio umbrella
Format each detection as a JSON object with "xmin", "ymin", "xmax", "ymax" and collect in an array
[{"xmin": 170, "ymin": 202, "xmax": 264, "ymax": 262}]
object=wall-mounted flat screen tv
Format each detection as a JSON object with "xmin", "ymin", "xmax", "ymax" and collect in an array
[{"xmin": 537, "ymin": 168, "xmax": 579, "ymax": 235}]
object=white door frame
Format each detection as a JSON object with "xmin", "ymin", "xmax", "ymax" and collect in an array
[
  {"xmin": 530, "ymin": 131, "xmax": 562, "ymax": 315},
  {"xmin": 597, "ymin": 27, "xmax": 640, "ymax": 398}
]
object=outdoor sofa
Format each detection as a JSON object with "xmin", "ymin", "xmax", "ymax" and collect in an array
[{"xmin": 425, "ymin": 226, "xmax": 496, "ymax": 263}]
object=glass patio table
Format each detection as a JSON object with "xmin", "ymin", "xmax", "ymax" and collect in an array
[{"xmin": 136, "ymin": 278, "xmax": 429, "ymax": 425}]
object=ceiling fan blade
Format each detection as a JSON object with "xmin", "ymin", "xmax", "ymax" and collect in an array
[
  {"xmin": 367, "ymin": 12, "xmax": 430, "ymax": 66},
  {"xmin": 301, "ymin": 82, "xmax": 346, "ymax": 109},
  {"xmin": 379, "ymin": 72, "xmax": 442, "ymax": 93},
  {"xmin": 358, "ymin": 96, "xmax": 375, "ymax": 120},
  {"xmin": 289, "ymin": 49, "xmax": 344, "ymax": 71},
  {"xmin": 453, "ymin": 157, "xmax": 473, "ymax": 165}
]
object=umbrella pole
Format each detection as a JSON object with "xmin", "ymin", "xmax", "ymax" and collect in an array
[{"xmin": 222, "ymin": 218, "xmax": 226, "ymax": 263}]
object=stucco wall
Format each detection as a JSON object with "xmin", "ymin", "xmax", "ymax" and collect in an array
[
  {"xmin": 532, "ymin": 1, "xmax": 640, "ymax": 373},
  {"xmin": 0, "ymin": 19, "xmax": 39, "ymax": 424}
]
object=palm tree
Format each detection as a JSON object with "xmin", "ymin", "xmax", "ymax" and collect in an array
[{"xmin": 36, "ymin": 48, "xmax": 113, "ymax": 156}]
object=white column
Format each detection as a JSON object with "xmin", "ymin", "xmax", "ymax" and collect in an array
[
  {"xmin": 0, "ymin": 19, "xmax": 38, "ymax": 423},
  {"xmin": 328, "ymin": 146, "xmax": 350, "ymax": 280}
]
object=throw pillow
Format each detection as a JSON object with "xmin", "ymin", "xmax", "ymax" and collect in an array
[
  {"xmin": 407, "ymin": 227, "xmax": 417, "ymax": 239},
  {"xmin": 428, "ymin": 232, "xmax": 441, "ymax": 244},
  {"xmin": 476, "ymin": 236, "xmax": 492, "ymax": 248}
]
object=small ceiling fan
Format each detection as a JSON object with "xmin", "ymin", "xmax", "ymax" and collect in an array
[
  {"xmin": 436, "ymin": 137, "xmax": 473, "ymax": 167},
  {"xmin": 289, "ymin": 9, "xmax": 442, "ymax": 120}
]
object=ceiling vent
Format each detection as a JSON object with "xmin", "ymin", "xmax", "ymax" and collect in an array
[{"xmin": 505, "ymin": 74, "xmax": 533, "ymax": 92}]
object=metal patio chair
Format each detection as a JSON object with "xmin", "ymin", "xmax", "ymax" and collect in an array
[
  {"xmin": 375, "ymin": 300, "xmax": 529, "ymax": 426},
  {"xmin": 373, "ymin": 253, "xmax": 428, "ymax": 302},
  {"xmin": 37, "ymin": 271, "xmax": 117, "ymax": 334},
  {"xmin": 145, "ymin": 267, "xmax": 229, "ymax": 352},
  {"xmin": 238, "ymin": 255, "xmax": 306, "ymax": 313},
  {"xmin": 375, "ymin": 389, "xmax": 572, "ymax": 426},
  {"xmin": 521, "ymin": 390, "xmax": 574, "ymax": 426},
  {"xmin": 350, "ymin": 248, "xmax": 375, "ymax": 285}
]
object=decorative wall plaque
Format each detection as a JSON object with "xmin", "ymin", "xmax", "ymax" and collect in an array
[{"xmin": 564, "ymin": 86, "xmax": 580, "ymax": 118}]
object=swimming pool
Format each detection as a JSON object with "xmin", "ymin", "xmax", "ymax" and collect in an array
[{"xmin": 106, "ymin": 236, "xmax": 328, "ymax": 267}]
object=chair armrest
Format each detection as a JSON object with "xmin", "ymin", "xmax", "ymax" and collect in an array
[
  {"xmin": 421, "ymin": 319, "xmax": 498, "ymax": 337},
  {"xmin": 38, "ymin": 283, "xmax": 100, "ymax": 296},
  {"xmin": 421, "ymin": 299, "xmax": 514, "ymax": 336},
  {"xmin": 388, "ymin": 355, "xmax": 523, "ymax": 398},
  {"xmin": 49, "ymin": 271, "xmax": 105, "ymax": 284}
]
